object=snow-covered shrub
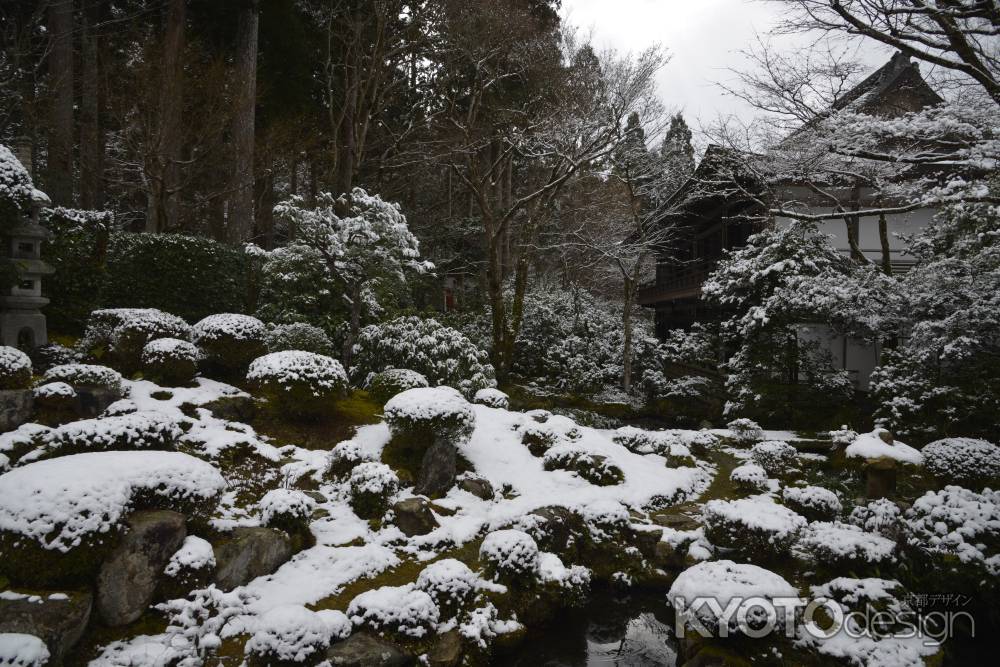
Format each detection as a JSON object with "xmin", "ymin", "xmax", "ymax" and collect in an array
[
  {"xmin": 42, "ymin": 363, "xmax": 123, "ymax": 394},
  {"xmin": 921, "ymin": 437, "xmax": 1000, "ymax": 488},
  {"xmin": 244, "ymin": 604, "xmax": 333, "ymax": 664},
  {"xmin": 0, "ymin": 633, "xmax": 50, "ymax": 667},
  {"xmin": 264, "ymin": 322, "xmax": 335, "ymax": 357},
  {"xmin": 102, "ymin": 399, "xmax": 137, "ymax": 417},
  {"xmin": 247, "ymin": 351, "xmax": 348, "ymax": 418},
  {"xmin": 665, "ymin": 443, "xmax": 696, "ymax": 468},
  {"xmin": 730, "ymin": 463, "xmax": 769, "ymax": 492},
  {"xmin": 580, "ymin": 500, "xmax": 631, "ymax": 542},
  {"xmin": 0, "ymin": 143, "xmax": 38, "ymax": 219},
  {"xmin": 519, "ymin": 421, "xmax": 562, "ymax": 457},
  {"xmin": 904, "ymin": 486, "xmax": 1000, "ymax": 579},
  {"xmin": 256, "ymin": 245, "xmax": 340, "ymax": 333},
  {"xmin": 415, "ymin": 558, "xmax": 479, "ymax": 618},
  {"xmin": 702, "ymin": 496, "xmax": 807, "ymax": 559},
  {"xmin": 348, "ymin": 461, "xmax": 399, "ymax": 519},
  {"xmin": 0, "ymin": 423, "xmax": 51, "ymax": 466},
  {"xmin": 258, "ymin": 489, "xmax": 316, "ymax": 534},
  {"xmin": 0, "ymin": 346, "xmax": 31, "ymax": 390},
  {"xmin": 28, "ymin": 343, "xmax": 81, "ymax": 375},
  {"xmin": 543, "ymin": 444, "xmax": 624, "ymax": 486},
  {"xmin": 611, "ymin": 426, "xmax": 665, "ymax": 455},
  {"xmin": 32, "ymin": 381, "xmax": 76, "ymax": 413},
  {"xmin": 847, "ymin": 498, "xmax": 904, "ymax": 541},
  {"xmin": 668, "ymin": 560, "xmax": 798, "ymax": 636},
  {"xmin": 473, "ymin": 387, "xmax": 509, "ymax": 409},
  {"xmin": 107, "ymin": 309, "xmax": 191, "ymax": 374},
  {"xmin": 366, "ymin": 368, "xmax": 429, "ymax": 405},
  {"xmin": 782, "ymin": 485, "xmax": 842, "ymax": 522},
  {"xmin": 480, "ymin": 529, "xmax": 540, "ymax": 583},
  {"xmin": 347, "ymin": 584, "xmax": 439, "ymax": 639},
  {"xmin": 797, "ymin": 522, "xmax": 896, "ymax": 569},
  {"xmin": 192, "ymin": 313, "xmax": 267, "ymax": 375},
  {"xmin": 642, "ymin": 325, "xmax": 724, "ymax": 422},
  {"xmin": 43, "ymin": 410, "xmax": 182, "ymax": 458},
  {"xmin": 326, "ymin": 439, "xmax": 375, "ymax": 480},
  {"xmin": 726, "ymin": 417, "xmax": 764, "ymax": 445},
  {"xmin": 140, "ymin": 338, "xmax": 200, "ymax": 386},
  {"xmin": 680, "ymin": 429, "xmax": 719, "ymax": 455},
  {"xmin": 750, "ymin": 440, "xmax": 797, "ymax": 475},
  {"xmin": 829, "ymin": 425, "xmax": 859, "ymax": 447},
  {"xmin": 162, "ymin": 535, "xmax": 216, "ymax": 595},
  {"xmin": 351, "ymin": 316, "xmax": 495, "ymax": 398},
  {"xmin": 383, "ymin": 386, "xmax": 475, "ymax": 447}
]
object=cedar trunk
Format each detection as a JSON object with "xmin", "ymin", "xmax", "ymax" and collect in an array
[
  {"xmin": 46, "ymin": 0, "xmax": 75, "ymax": 206},
  {"xmin": 228, "ymin": 0, "xmax": 259, "ymax": 243}
]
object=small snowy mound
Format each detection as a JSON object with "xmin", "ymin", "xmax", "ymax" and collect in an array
[
  {"xmin": 0, "ymin": 633, "xmax": 50, "ymax": 667},
  {"xmin": 258, "ymin": 488, "xmax": 315, "ymax": 530},
  {"xmin": 367, "ymin": 368, "xmax": 429, "ymax": 404},
  {"xmin": 140, "ymin": 337, "xmax": 201, "ymax": 385},
  {"xmin": 730, "ymin": 463, "xmax": 768, "ymax": 492},
  {"xmin": 680, "ymin": 430, "xmax": 719, "ymax": 454},
  {"xmin": 726, "ymin": 417, "xmax": 764, "ymax": 445},
  {"xmin": 829, "ymin": 425, "xmax": 859, "ymax": 446},
  {"xmin": 383, "ymin": 386, "xmax": 475, "ymax": 445},
  {"xmin": 782, "ymin": 485, "xmax": 842, "ymax": 522},
  {"xmin": 537, "ymin": 552, "xmax": 591, "ymax": 598},
  {"xmin": 164, "ymin": 535, "xmax": 216, "ymax": 578},
  {"xmin": 543, "ymin": 443, "xmax": 623, "ymax": 486},
  {"xmin": 750, "ymin": 440, "xmax": 797, "ymax": 475},
  {"xmin": 326, "ymin": 439, "xmax": 375, "ymax": 479},
  {"xmin": 922, "ymin": 437, "xmax": 1000, "ymax": 486},
  {"xmin": 905, "ymin": 486, "xmax": 1000, "ymax": 575},
  {"xmin": 43, "ymin": 410, "xmax": 182, "ymax": 458},
  {"xmin": 797, "ymin": 521, "xmax": 896, "ymax": 567},
  {"xmin": 844, "ymin": 429, "xmax": 921, "ymax": 465},
  {"xmin": 247, "ymin": 351, "xmax": 347, "ymax": 416},
  {"xmin": 848, "ymin": 499, "xmax": 904, "ymax": 540},
  {"xmin": 347, "ymin": 584, "xmax": 439, "ymax": 638},
  {"xmin": 192, "ymin": 313, "xmax": 267, "ymax": 372},
  {"xmin": 480, "ymin": 529, "xmax": 540, "ymax": 580},
  {"xmin": 416, "ymin": 558, "xmax": 479, "ymax": 617},
  {"xmin": 810, "ymin": 577, "xmax": 905, "ymax": 609},
  {"xmin": 473, "ymin": 387, "xmax": 509, "ymax": 409},
  {"xmin": 519, "ymin": 421, "xmax": 563, "ymax": 456},
  {"xmin": 668, "ymin": 560, "xmax": 797, "ymax": 635},
  {"xmin": 348, "ymin": 462, "xmax": 399, "ymax": 519},
  {"xmin": 42, "ymin": 363, "xmax": 123, "ymax": 394},
  {"xmin": 612, "ymin": 426, "xmax": 667, "ymax": 455},
  {"xmin": 0, "ymin": 346, "xmax": 32, "ymax": 390},
  {"xmin": 703, "ymin": 496, "xmax": 807, "ymax": 558},
  {"xmin": 244, "ymin": 604, "xmax": 333, "ymax": 663},
  {"xmin": 0, "ymin": 451, "xmax": 225, "ymax": 551},
  {"xmin": 580, "ymin": 500, "xmax": 631, "ymax": 542},
  {"xmin": 32, "ymin": 381, "xmax": 75, "ymax": 400}
]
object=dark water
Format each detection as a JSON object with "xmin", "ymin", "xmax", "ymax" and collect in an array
[{"xmin": 499, "ymin": 589, "xmax": 679, "ymax": 667}]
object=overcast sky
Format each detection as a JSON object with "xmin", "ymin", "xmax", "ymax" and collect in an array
[{"xmin": 560, "ymin": 0, "xmax": 891, "ymax": 135}]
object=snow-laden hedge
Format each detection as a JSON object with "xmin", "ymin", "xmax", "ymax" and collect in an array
[
  {"xmin": 415, "ymin": 558, "xmax": 479, "ymax": 619},
  {"xmin": 703, "ymin": 496, "xmax": 807, "ymax": 559},
  {"xmin": 904, "ymin": 486, "xmax": 1000, "ymax": 576},
  {"xmin": 42, "ymin": 363, "xmax": 123, "ymax": 394},
  {"xmin": 107, "ymin": 309, "xmax": 191, "ymax": 374},
  {"xmin": 730, "ymin": 463, "xmax": 768, "ymax": 492},
  {"xmin": 797, "ymin": 521, "xmax": 896, "ymax": 568},
  {"xmin": 472, "ymin": 387, "xmax": 509, "ymax": 409},
  {"xmin": 348, "ymin": 462, "xmax": 398, "ymax": 519},
  {"xmin": 244, "ymin": 604, "xmax": 334, "ymax": 663},
  {"xmin": 258, "ymin": 489, "xmax": 315, "ymax": 533},
  {"xmin": 192, "ymin": 313, "xmax": 267, "ymax": 375},
  {"xmin": 0, "ymin": 346, "xmax": 31, "ymax": 390},
  {"xmin": 347, "ymin": 584, "xmax": 439, "ymax": 638},
  {"xmin": 247, "ymin": 351, "xmax": 347, "ymax": 418},
  {"xmin": 264, "ymin": 322, "xmax": 335, "ymax": 357},
  {"xmin": 351, "ymin": 316, "xmax": 496, "ymax": 398},
  {"xmin": 750, "ymin": 440, "xmax": 797, "ymax": 475},
  {"xmin": 480, "ymin": 529, "xmax": 540, "ymax": 582},
  {"xmin": 383, "ymin": 386, "xmax": 475, "ymax": 447},
  {"xmin": 367, "ymin": 368, "xmax": 429, "ymax": 405},
  {"xmin": 726, "ymin": 418, "xmax": 764, "ymax": 445},
  {"xmin": 141, "ymin": 338, "xmax": 200, "ymax": 386},
  {"xmin": 782, "ymin": 485, "xmax": 842, "ymax": 521},
  {"xmin": 543, "ymin": 444, "xmax": 624, "ymax": 486},
  {"xmin": 847, "ymin": 499, "xmax": 904, "ymax": 540},
  {"xmin": 326, "ymin": 439, "xmax": 375, "ymax": 480},
  {"xmin": 922, "ymin": 437, "xmax": 1000, "ymax": 487},
  {"xmin": 40, "ymin": 410, "xmax": 182, "ymax": 459}
]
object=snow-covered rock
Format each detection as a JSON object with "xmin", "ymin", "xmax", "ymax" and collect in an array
[
  {"xmin": 844, "ymin": 429, "xmax": 921, "ymax": 465},
  {"xmin": 782, "ymin": 485, "xmax": 842, "ymax": 521},
  {"xmin": 702, "ymin": 496, "xmax": 807, "ymax": 558},
  {"xmin": 347, "ymin": 584, "xmax": 439, "ymax": 638}
]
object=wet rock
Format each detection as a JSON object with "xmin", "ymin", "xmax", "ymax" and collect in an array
[
  {"xmin": 631, "ymin": 524, "xmax": 663, "ymax": 560},
  {"xmin": 526, "ymin": 506, "xmax": 584, "ymax": 559},
  {"xmin": 0, "ymin": 389, "xmax": 34, "ymax": 433},
  {"xmin": 0, "ymin": 589, "xmax": 92, "ymax": 664},
  {"xmin": 96, "ymin": 510, "xmax": 187, "ymax": 626},
  {"xmin": 427, "ymin": 629, "xmax": 463, "ymax": 667},
  {"xmin": 415, "ymin": 440, "xmax": 456, "ymax": 497},
  {"xmin": 392, "ymin": 497, "xmax": 439, "ymax": 536},
  {"xmin": 457, "ymin": 476, "xmax": 494, "ymax": 501},
  {"xmin": 650, "ymin": 506, "xmax": 701, "ymax": 532},
  {"xmin": 325, "ymin": 632, "xmax": 414, "ymax": 666},
  {"xmin": 212, "ymin": 527, "xmax": 292, "ymax": 591},
  {"xmin": 75, "ymin": 386, "xmax": 122, "ymax": 418}
]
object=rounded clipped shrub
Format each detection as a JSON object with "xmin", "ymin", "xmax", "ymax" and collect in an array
[
  {"xmin": 28, "ymin": 343, "xmax": 81, "ymax": 375},
  {"xmin": 480, "ymin": 529, "xmax": 540, "ymax": 582},
  {"xmin": 347, "ymin": 584, "xmax": 439, "ymax": 639},
  {"xmin": 348, "ymin": 461, "xmax": 399, "ymax": 519},
  {"xmin": 32, "ymin": 381, "xmax": 76, "ymax": 416},
  {"xmin": 161, "ymin": 535, "xmax": 216, "ymax": 597},
  {"xmin": 730, "ymin": 462, "xmax": 768, "ymax": 492},
  {"xmin": 703, "ymin": 496, "xmax": 807, "ymax": 560},
  {"xmin": 326, "ymin": 440, "xmax": 375, "ymax": 480},
  {"xmin": 258, "ymin": 488, "xmax": 316, "ymax": 535},
  {"xmin": 107, "ymin": 310, "xmax": 191, "ymax": 374},
  {"xmin": 680, "ymin": 430, "xmax": 719, "ymax": 455},
  {"xmin": 192, "ymin": 313, "xmax": 267, "ymax": 376},
  {"xmin": 415, "ymin": 558, "xmax": 479, "ymax": 619},
  {"xmin": 383, "ymin": 386, "xmax": 475, "ymax": 447},
  {"xmin": 41, "ymin": 363, "xmax": 123, "ymax": 395},
  {"xmin": 43, "ymin": 411, "xmax": 182, "ymax": 458},
  {"xmin": 247, "ymin": 351, "xmax": 348, "ymax": 419},
  {"xmin": 244, "ymin": 604, "xmax": 333, "ymax": 664},
  {"xmin": 726, "ymin": 417, "xmax": 764, "ymax": 445},
  {"xmin": 847, "ymin": 498, "xmax": 904, "ymax": 540},
  {"xmin": 264, "ymin": 322, "xmax": 335, "ymax": 356},
  {"xmin": 612, "ymin": 426, "xmax": 666, "ymax": 455},
  {"xmin": 141, "ymin": 338, "xmax": 200, "ymax": 386},
  {"xmin": 351, "ymin": 316, "xmax": 496, "ymax": 398},
  {"xmin": 366, "ymin": 368, "xmax": 429, "ymax": 405},
  {"xmin": 922, "ymin": 437, "xmax": 1000, "ymax": 488},
  {"xmin": 750, "ymin": 440, "xmax": 797, "ymax": 475},
  {"xmin": 0, "ymin": 347, "xmax": 32, "ymax": 390},
  {"xmin": 797, "ymin": 521, "xmax": 896, "ymax": 569},
  {"xmin": 782, "ymin": 485, "xmax": 842, "ymax": 522},
  {"xmin": 473, "ymin": 387, "xmax": 509, "ymax": 409},
  {"xmin": 543, "ymin": 444, "xmax": 624, "ymax": 486}
]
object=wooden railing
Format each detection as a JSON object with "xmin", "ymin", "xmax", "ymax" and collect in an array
[{"xmin": 637, "ymin": 266, "xmax": 711, "ymax": 305}]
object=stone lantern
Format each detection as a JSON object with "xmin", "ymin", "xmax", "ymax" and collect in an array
[{"xmin": 0, "ymin": 187, "xmax": 53, "ymax": 351}]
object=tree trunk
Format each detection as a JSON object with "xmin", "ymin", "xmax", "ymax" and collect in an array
[
  {"xmin": 46, "ymin": 0, "xmax": 75, "ymax": 206},
  {"xmin": 156, "ymin": 0, "xmax": 186, "ymax": 232},
  {"xmin": 343, "ymin": 282, "xmax": 362, "ymax": 368},
  {"xmin": 622, "ymin": 277, "xmax": 635, "ymax": 393},
  {"xmin": 336, "ymin": 69, "xmax": 357, "ymax": 197},
  {"xmin": 878, "ymin": 213, "xmax": 892, "ymax": 275},
  {"xmin": 79, "ymin": 0, "xmax": 104, "ymax": 210},
  {"xmin": 228, "ymin": 0, "xmax": 259, "ymax": 243}
]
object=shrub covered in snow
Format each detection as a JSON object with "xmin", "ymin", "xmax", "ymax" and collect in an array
[
  {"xmin": 41, "ymin": 363, "xmax": 123, "ymax": 394},
  {"xmin": 0, "ymin": 346, "xmax": 31, "ymax": 390},
  {"xmin": 782, "ymin": 485, "xmax": 842, "ymax": 522},
  {"xmin": 750, "ymin": 440, "xmax": 797, "ymax": 475},
  {"xmin": 665, "ymin": 443, "xmax": 696, "ymax": 468},
  {"xmin": 797, "ymin": 521, "xmax": 896, "ymax": 569},
  {"xmin": 32, "ymin": 381, "xmax": 76, "ymax": 414},
  {"xmin": 726, "ymin": 418, "xmax": 764, "ymax": 445},
  {"xmin": 258, "ymin": 489, "xmax": 316, "ymax": 534},
  {"xmin": 0, "ymin": 143, "xmax": 39, "ymax": 218},
  {"xmin": 348, "ymin": 461, "xmax": 399, "ymax": 519},
  {"xmin": 192, "ymin": 313, "xmax": 267, "ymax": 375},
  {"xmin": 829, "ymin": 425, "xmax": 859, "ymax": 447},
  {"xmin": 351, "ymin": 316, "xmax": 496, "ymax": 398},
  {"xmin": 904, "ymin": 486, "xmax": 1000, "ymax": 579},
  {"xmin": 847, "ymin": 499, "xmax": 904, "ymax": 540},
  {"xmin": 480, "ymin": 529, "xmax": 541, "ymax": 583},
  {"xmin": 519, "ymin": 421, "xmax": 562, "ymax": 457},
  {"xmin": 921, "ymin": 437, "xmax": 1000, "ymax": 488},
  {"xmin": 264, "ymin": 322, "xmax": 335, "ymax": 357},
  {"xmin": 140, "ymin": 338, "xmax": 200, "ymax": 386},
  {"xmin": 0, "ymin": 632, "xmax": 50, "ymax": 667},
  {"xmin": 247, "ymin": 351, "xmax": 348, "ymax": 418},
  {"xmin": 244, "ymin": 604, "xmax": 333, "ymax": 664},
  {"xmin": 543, "ymin": 444, "xmax": 624, "ymax": 486},
  {"xmin": 473, "ymin": 387, "xmax": 509, "ymax": 409},
  {"xmin": 39, "ymin": 410, "xmax": 181, "ymax": 459},
  {"xmin": 580, "ymin": 500, "xmax": 632, "ymax": 543},
  {"xmin": 415, "ymin": 558, "xmax": 479, "ymax": 619},
  {"xmin": 326, "ymin": 439, "xmax": 375, "ymax": 479},
  {"xmin": 366, "ymin": 368, "xmax": 429, "ymax": 405},
  {"xmin": 668, "ymin": 560, "xmax": 798, "ymax": 636},
  {"xmin": 680, "ymin": 429, "xmax": 719, "ymax": 455},
  {"xmin": 347, "ymin": 584, "xmax": 439, "ymax": 639},
  {"xmin": 612, "ymin": 426, "xmax": 666, "ymax": 455},
  {"xmin": 162, "ymin": 535, "xmax": 216, "ymax": 595},
  {"xmin": 107, "ymin": 309, "xmax": 191, "ymax": 374},
  {"xmin": 730, "ymin": 463, "xmax": 769, "ymax": 493},
  {"xmin": 383, "ymin": 386, "xmax": 475, "ymax": 447},
  {"xmin": 702, "ymin": 496, "xmax": 807, "ymax": 559},
  {"xmin": 28, "ymin": 343, "xmax": 81, "ymax": 375}
]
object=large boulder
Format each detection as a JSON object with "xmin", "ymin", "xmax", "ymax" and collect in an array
[
  {"xmin": 212, "ymin": 527, "xmax": 292, "ymax": 591},
  {"xmin": 392, "ymin": 497, "xmax": 439, "ymax": 537},
  {"xmin": 325, "ymin": 632, "xmax": 414, "ymax": 666},
  {"xmin": 0, "ymin": 589, "xmax": 92, "ymax": 663},
  {"xmin": 0, "ymin": 389, "xmax": 33, "ymax": 433},
  {"xmin": 96, "ymin": 510, "xmax": 187, "ymax": 626}
]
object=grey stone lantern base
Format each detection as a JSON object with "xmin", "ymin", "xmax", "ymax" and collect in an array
[{"xmin": 0, "ymin": 309, "xmax": 47, "ymax": 349}]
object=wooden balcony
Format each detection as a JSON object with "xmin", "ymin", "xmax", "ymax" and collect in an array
[{"xmin": 636, "ymin": 267, "xmax": 710, "ymax": 306}]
